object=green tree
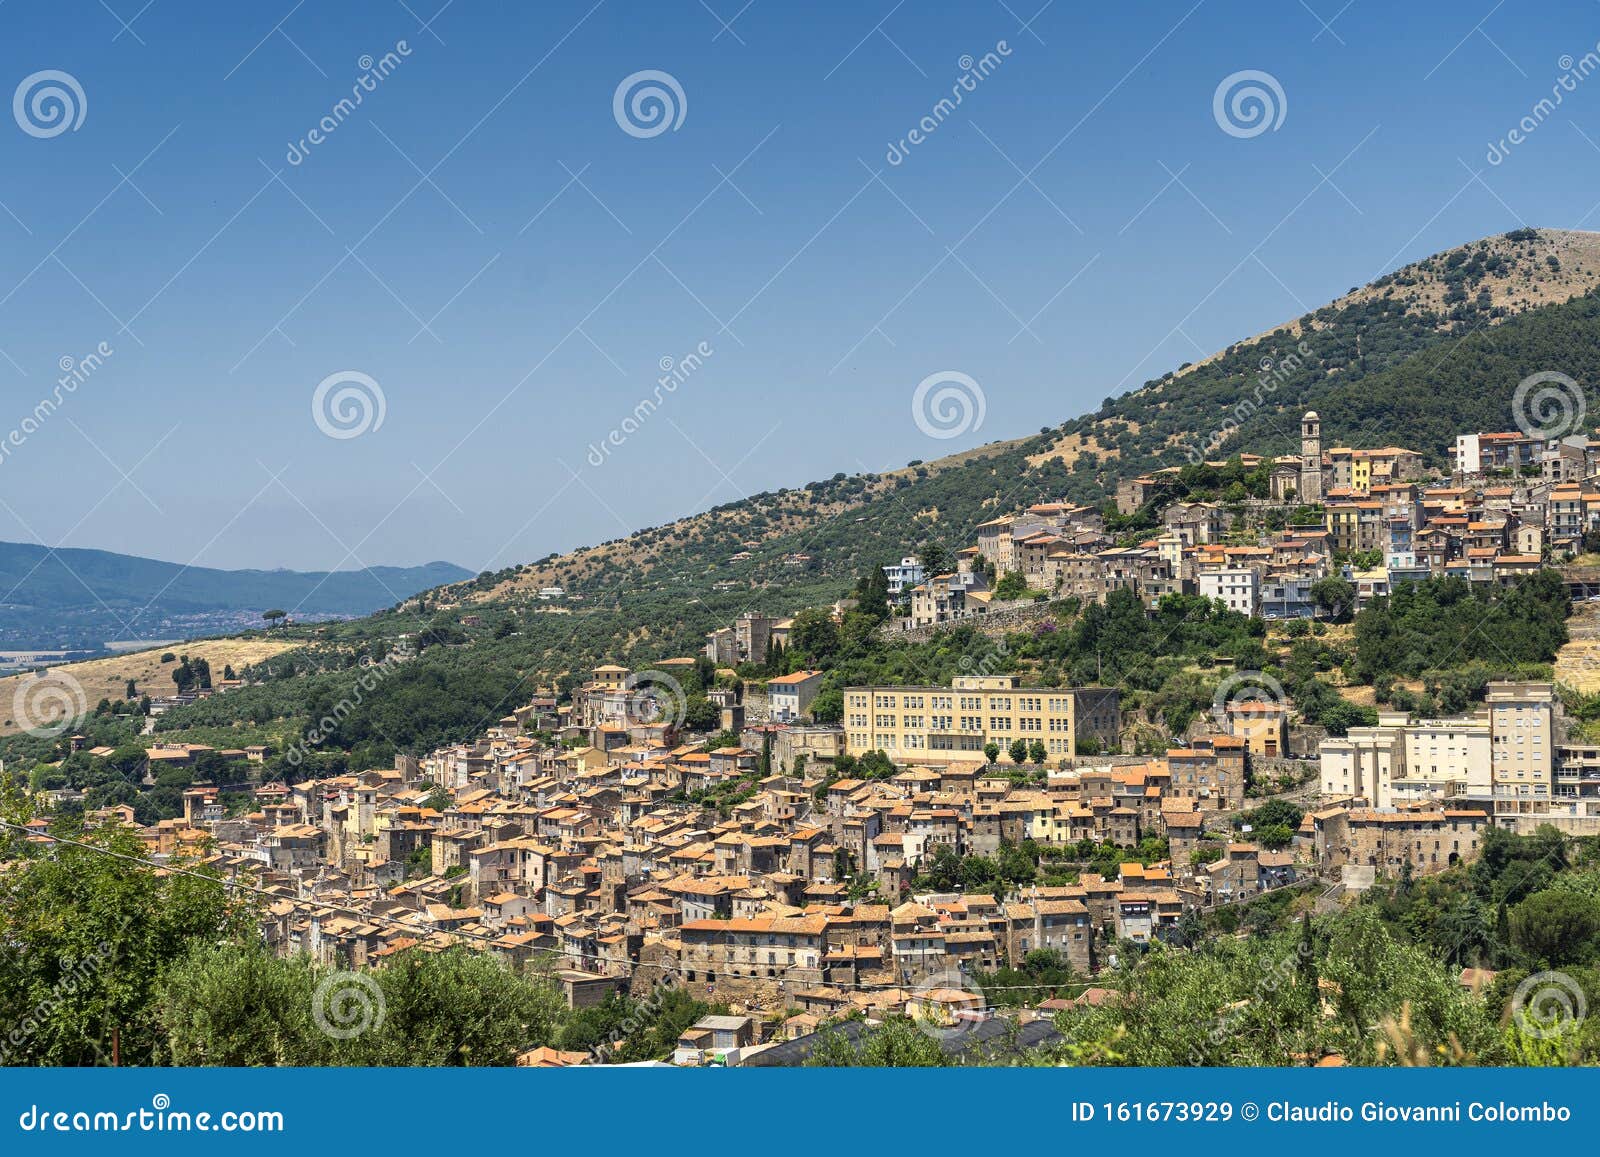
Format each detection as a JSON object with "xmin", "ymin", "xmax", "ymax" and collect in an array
[
  {"xmin": 1008, "ymin": 738, "xmax": 1028, "ymax": 765},
  {"xmin": 1242, "ymin": 799, "xmax": 1304, "ymax": 831},
  {"xmin": 1310, "ymin": 577, "xmax": 1355, "ymax": 622},
  {"xmin": 1253, "ymin": 823, "xmax": 1295, "ymax": 850},
  {"xmin": 805, "ymin": 1017, "xmax": 952, "ymax": 1066},
  {"xmin": 810, "ymin": 687, "xmax": 844, "ymax": 724},
  {"xmin": 681, "ymin": 695, "xmax": 720, "ymax": 732},
  {"xmin": 1055, "ymin": 908, "xmax": 1503, "ymax": 1066},
  {"xmin": 853, "ymin": 565, "xmax": 892, "ymax": 622},
  {"xmin": 157, "ymin": 946, "xmax": 564, "ymax": 1066},
  {"xmin": 1509, "ymin": 891, "xmax": 1600, "ymax": 967},
  {"xmin": 995, "ymin": 572, "xmax": 1029, "ymax": 600},
  {"xmin": 157, "ymin": 944, "xmax": 324, "ymax": 1064},
  {"xmin": 102, "ymin": 744, "xmax": 149, "ymax": 782},
  {"xmin": 789, "ymin": 609, "xmax": 841, "ymax": 666},
  {"xmin": 918, "ymin": 542, "xmax": 950, "ymax": 578},
  {"xmin": 354, "ymin": 950, "xmax": 565, "ymax": 1065},
  {"xmin": 0, "ymin": 805, "xmax": 251, "ymax": 1065}
]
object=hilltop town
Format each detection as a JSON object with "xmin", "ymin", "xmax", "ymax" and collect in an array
[{"xmin": 9, "ymin": 408, "xmax": 1600, "ymax": 1065}]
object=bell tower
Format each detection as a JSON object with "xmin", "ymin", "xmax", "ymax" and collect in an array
[{"xmin": 1299, "ymin": 411, "xmax": 1322, "ymax": 503}]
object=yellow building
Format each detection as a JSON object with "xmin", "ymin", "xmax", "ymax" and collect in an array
[
  {"xmin": 842, "ymin": 675, "xmax": 1116, "ymax": 764},
  {"xmin": 1350, "ymin": 455, "xmax": 1371, "ymax": 494},
  {"xmin": 1225, "ymin": 702, "xmax": 1289, "ymax": 758}
]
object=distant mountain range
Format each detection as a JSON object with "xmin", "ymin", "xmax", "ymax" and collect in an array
[{"xmin": 0, "ymin": 542, "xmax": 472, "ymax": 650}]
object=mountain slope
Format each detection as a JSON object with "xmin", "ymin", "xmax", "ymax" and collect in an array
[
  {"xmin": 74, "ymin": 227, "xmax": 1600, "ymax": 763},
  {"xmin": 454, "ymin": 228, "xmax": 1600, "ymax": 609},
  {"xmin": 0, "ymin": 544, "xmax": 472, "ymax": 649},
  {"xmin": 1033, "ymin": 226, "xmax": 1600, "ymax": 481}
]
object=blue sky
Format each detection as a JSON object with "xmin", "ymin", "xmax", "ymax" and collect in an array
[{"xmin": 2, "ymin": 0, "xmax": 1599, "ymax": 572}]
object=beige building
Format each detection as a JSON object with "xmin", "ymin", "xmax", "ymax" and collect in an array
[
  {"xmin": 842, "ymin": 675, "xmax": 1118, "ymax": 764},
  {"xmin": 1320, "ymin": 683, "xmax": 1557, "ymax": 808},
  {"xmin": 908, "ymin": 572, "xmax": 991, "ymax": 627},
  {"xmin": 1320, "ymin": 711, "xmax": 1490, "ymax": 807},
  {"xmin": 1488, "ymin": 682, "xmax": 1556, "ymax": 803},
  {"xmin": 1319, "ymin": 721, "xmax": 1405, "ymax": 803},
  {"xmin": 1397, "ymin": 717, "xmax": 1493, "ymax": 803}
]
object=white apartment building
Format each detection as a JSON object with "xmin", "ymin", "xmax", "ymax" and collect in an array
[
  {"xmin": 766, "ymin": 670, "xmax": 824, "ymax": 723},
  {"xmin": 882, "ymin": 557, "xmax": 927, "ymax": 596},
  {"xmin": 1319, "ymin": 712, "xmax": 1492, "ymax": 807},
  {"xmin": 1319, "ymin": 719, "xmax": 1404, "ymax": 802},
  {"xmin": 1396, "ymin": 717, "xmax": 1493, "ymax": 805},
  {"xmin": 1321, "ymin": 683, "xmax": 1555, "ymax": 808},
  {"xmin": 1198, "ymin": 568, "xmax": 1259, "ymax": 616}
]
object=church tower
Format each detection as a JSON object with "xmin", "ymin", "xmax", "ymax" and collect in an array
[{"xmin": 1299, "ymin": 411, "xmax": 1323, "ymax": 503}]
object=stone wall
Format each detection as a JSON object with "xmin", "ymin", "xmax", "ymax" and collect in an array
[{"xmin": 880, "ymin": 599, "xmax": 1067, "ymax": 644}]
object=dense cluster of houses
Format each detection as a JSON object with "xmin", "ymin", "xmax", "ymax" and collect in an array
[
  {"xmin": 45, "ymin": 661, "xmax": 1349, "ymax": 1056},
  {"xmin": 900, "ymin": 412, "xmax": 1591, "ymax": 629},
  {"xmin": 33, "ymin": 411, "xmax": 1600, "ymax": 1062},
  {"xmin": 43, "ymin": 650, "xmax": 1599, "ymax": 1063}
]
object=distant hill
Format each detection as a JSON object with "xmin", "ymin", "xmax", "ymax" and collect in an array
[{"xmin": 0, "ymin": 543, "xmax": 472, "ymax": 649}]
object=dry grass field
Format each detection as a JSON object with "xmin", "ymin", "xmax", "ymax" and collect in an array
[
  {"xmin": 0, "ymin": 637, "xmax": 298, "ymax": 736},
  {"xmin": 1556, "ymin": 600, "xmax": 1600, "ymax": 693}
]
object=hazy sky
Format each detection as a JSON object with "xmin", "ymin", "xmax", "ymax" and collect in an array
[{"xmin": 2, "ymin": 0, "xmax": 1598, "ymax": 571}]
